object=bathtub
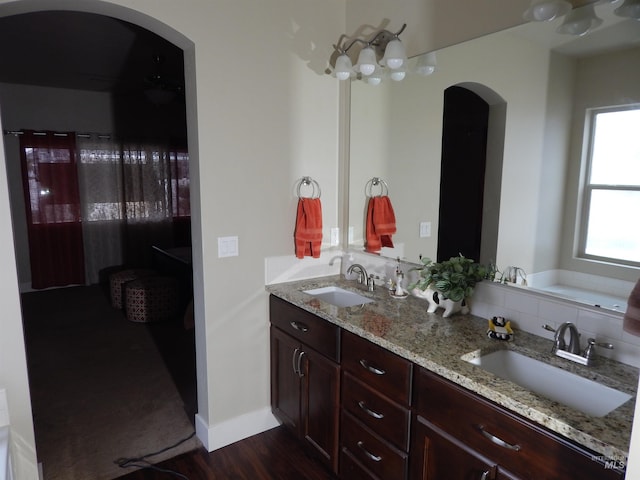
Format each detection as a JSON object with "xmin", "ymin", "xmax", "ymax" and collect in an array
[{"xmin": 526, "ymin": 270, "xmax": 633, "ymax": 313}]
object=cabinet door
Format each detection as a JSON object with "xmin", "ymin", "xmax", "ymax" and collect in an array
[
  {"xmin": 301, "ymin": 344, "xmax": 341, "ymax": 473},
  {"xmin": 270, "ymin": 326, "xmax": 302, "ymax": 434},
  {"xmin": 411, "ymin": 414, "xmax": 499, "ymax": 480}
]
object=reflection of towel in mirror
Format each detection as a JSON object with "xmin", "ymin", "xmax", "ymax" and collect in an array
[
  {"xmin": 623, "ymin": 279, "xmax": 640, "ymax": 336},
  {"xmin": 365, "ymin": 196, "xmax": 396, "ymax": 253},
  {"xmin": 294, "ymin": 197, "xmax": 323, "ymax": 258}
]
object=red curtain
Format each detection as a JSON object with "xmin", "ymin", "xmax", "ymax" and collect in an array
[{"xmin": 20, "ymin": 131, "xmax": 86, "ymax": 289}]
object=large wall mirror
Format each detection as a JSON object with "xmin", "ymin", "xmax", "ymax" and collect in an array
[{"xmin": 347, "ymin": 4, "xmax": 640, "ymax": 307}]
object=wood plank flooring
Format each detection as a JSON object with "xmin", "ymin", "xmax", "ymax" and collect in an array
[{"xmin": 115, "ymin": 426, "xmax": 337, "ymax": 480}]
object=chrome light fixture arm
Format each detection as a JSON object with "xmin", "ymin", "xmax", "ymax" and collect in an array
[{"xmin": 333, "ymin": 23, "xmax": 407, "ymax": 56}]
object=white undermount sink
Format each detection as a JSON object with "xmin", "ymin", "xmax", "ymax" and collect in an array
[
  {"xmin": 465, "ymin": 349, "xmax": 632, "ymax": 417},
  {"xmin": 303, "ymin": 286, "xmax": 374, "ymax": 308}
]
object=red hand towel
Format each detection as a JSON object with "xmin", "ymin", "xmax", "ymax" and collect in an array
[
  {"xmin": 294, "ymin": 197, "xmax": 323, "ymax": 258},
  {"xmin": 623, "ymin": 279, "xmax": 640, "ymax": 336},
  {"xmin": 365, "ymin": 196, "xmax": 396, "ymax": 253}
]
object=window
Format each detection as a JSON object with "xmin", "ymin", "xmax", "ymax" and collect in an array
[{"xmin": 579, "ymin": 106, "xmax": 640, "ymax": 266}]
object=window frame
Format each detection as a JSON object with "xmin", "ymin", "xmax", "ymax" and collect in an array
[{"xmin": 577, "ymin": 104, "xmax": 640, "ymax": 268}]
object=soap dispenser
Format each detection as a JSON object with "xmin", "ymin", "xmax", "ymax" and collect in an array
[{"xmin": 394, "ymin": 257, "xmax": 405, "ymax": 296}]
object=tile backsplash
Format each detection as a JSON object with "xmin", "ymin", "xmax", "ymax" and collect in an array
[{"xmin": 471, "ymin": 281, "xmax": 640, "ymax": 368}]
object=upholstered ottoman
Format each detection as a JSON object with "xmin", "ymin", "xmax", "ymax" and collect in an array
[
  {"xmin": 124, "ymin": 276, "xmax": 180, "ymax": 323},
  {"xmin": 109, "ymin": 268, "xmax": 156, "ymax": 309}
]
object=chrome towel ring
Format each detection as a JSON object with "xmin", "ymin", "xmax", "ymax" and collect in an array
[
  {"xmin": 296, "ymin": 176, "xmax": 321, "ymax": 199},
  {"xmin": 365, "ymin": 177, "xmax": 389, "ymax": 197}
]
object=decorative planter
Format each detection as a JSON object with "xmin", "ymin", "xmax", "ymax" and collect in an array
[{"xmin": 413, "ymin": 287, "xmax": 469, "ymax": 318}]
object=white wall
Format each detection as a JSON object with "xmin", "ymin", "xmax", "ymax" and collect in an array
[
  {"xmin": 560, "ymin": 46, "xmax": 640, "ymax": 283},
  {"xmin": 349, "ymin": 30, "xmax": 567, "ymax": 272}
]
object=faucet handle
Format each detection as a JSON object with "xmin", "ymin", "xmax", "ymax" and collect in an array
[{"xmin": 583, "ymin": 338, "xmax": 614, "ymax": 362}]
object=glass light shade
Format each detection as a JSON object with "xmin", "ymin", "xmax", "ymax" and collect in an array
[
  {"xmin": 356, "ymin": 46, "xmax": 377, "ymax": 76},
  {"xmin": 523, "ymin": 0, "xmax": 571, "ymax": 21},
  {"xmin": 615, "ymin": 0, "xmax": 640, "ymax": 19},
  {"xmin": 390, "ymin": 67, "xmax": 406, "ymax": 81},
  {"xmin": 557, "ymin": 5, "xmax": 603, "ymax": 36},
  {"xmin": 366, "ymin": 66, "xmax": 383, "ymax": 85},
  {"xmin": 367, "ymin": 75, "xmax": 382, "ymax": 86},
  {"xmin": 415, "ymin": 52, "xmax": 437, "ymax": 76},
  {"xmin": 381, "ymin": 38, "xmax": 406, "ymax": 69},
  {"xmin": 334, "ymin": 53, "xmax": 353, "ymax": 80}
]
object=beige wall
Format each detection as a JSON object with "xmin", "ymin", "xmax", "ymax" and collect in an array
[
  {"xmin": 0, "ymin": 0, "xmax": 344, "ymax": 476},
  {"xmin": 1, "ymin": 0, "xmax": 638, "ymax": 479}
]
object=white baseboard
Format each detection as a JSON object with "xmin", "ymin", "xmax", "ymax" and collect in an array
[{"xmin": 195, "ymin": 407, "xmax": 281, "ymax": 452}]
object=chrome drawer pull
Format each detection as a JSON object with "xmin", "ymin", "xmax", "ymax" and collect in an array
[
  {"xmin": 359, "ymin": 359, "xmax": 386, "ymax": 375},
  {"xmin": 358, "ymin": 400, "xmax": 384, "ymax": 419},
  {"xmin": 357, "ymin": 441, "xmax": 382, "ymax": 462},
  {"xmin": 290, "ymin": 321, "xmax": 309, "ymax": 332},
  {"xmin": 478, "ymin": 425, "xmax": 521, "ymax": 451},
  {"xmin": 292, "ymin": 347, "xmax": 300, "ymax": 375},
  {"xmin": 296, "ymin": 351, "xmax": 306, "ymax": 378}
]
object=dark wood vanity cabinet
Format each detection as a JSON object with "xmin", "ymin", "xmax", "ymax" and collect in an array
[
  {"xmin": 339, "ymin": 330, "xmax": 413, "ymax": 480},
  {"xmin": 269, "ymin": 296, "xmax": 340, "ymax": 473},
  {"xmin": 411, "ymin": 367, "xmax": 624, "ymax": 480},
  {"xmin": 269, "ymin": 295, "xmax": 626, "ymax": 480}
]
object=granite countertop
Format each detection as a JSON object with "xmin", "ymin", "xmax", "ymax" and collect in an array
[{"xmin": 266, "ymin": 275, "xmax": 638, "ymax": 464}]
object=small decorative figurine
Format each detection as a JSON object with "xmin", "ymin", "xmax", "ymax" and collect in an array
[{"xmin": 487, "ymin": 316, "xmax": 514, "ymax": 341}]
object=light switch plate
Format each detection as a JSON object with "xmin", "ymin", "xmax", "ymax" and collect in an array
[
  {"xmin": 419, "ymin": 222, "xmax": 431, "ymax": 238},
  {"xmin": 218, "ymin": 236, "xmax": 239, "ymax": 257},
  {"xmin": 330, "ymin": 227, "xmax": 340, "ymax": 246}
]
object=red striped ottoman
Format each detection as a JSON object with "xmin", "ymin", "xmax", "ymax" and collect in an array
[
  {"xmin": 125, "ymin": 276, "xmax": 180, "ymax": 323},
  {"xmin": 109, "ymin": 268, "xmax": 157, "ymax": 309}
]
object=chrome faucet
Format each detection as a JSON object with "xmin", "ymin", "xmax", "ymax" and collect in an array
[
  {"xmin": 347, "ymin": 264, "xmax": 375, "ymax": 291},
  {"xmin": 554, "ymin": 322, "xmax": 581, "ymax": 354},
  {"xmin": 542, "ymin": 323, "xmax": 614, "ymax": 366}
]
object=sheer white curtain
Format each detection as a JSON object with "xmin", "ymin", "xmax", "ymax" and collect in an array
[
  {"xmin": 77, "ymin": 136, "xmax": 177, "ymax": 284},
  {"xmin": 77, "ymin": 134, "xmax": 125, "ymax": 284}
]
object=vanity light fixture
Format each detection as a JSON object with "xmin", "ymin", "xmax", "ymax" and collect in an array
[
  {"xmin": 524, "ymin": 0, "xmax": 639, "ymax": 36},
  {"xmin": 415, "ymin": 52, "xmax": 437, "ymax": 76},
  {"xmin": 331, "ymin": 23, "xmax": 408, "ymax": 82},
  {"xmin": 557, "ymin": 3, "xmax": 603, "ymax": 35},
  {"xmin": 523, "ymin": 0, "xmax": 572, "ymax": 21}
]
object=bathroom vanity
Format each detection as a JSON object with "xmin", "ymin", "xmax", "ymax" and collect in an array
[{"xmin": 267, "ymin": 276, "xmax": 636, "ymax": 479}]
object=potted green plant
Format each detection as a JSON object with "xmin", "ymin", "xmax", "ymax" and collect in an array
[{"xmin": 411, "ymin": 254, "xmax": 489, "ymax": 304}]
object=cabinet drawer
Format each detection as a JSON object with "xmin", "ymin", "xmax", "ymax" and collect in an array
[
  {"xmin": 342, "ymin": 330, "xmax": 412, "ymax": 405},
  {"xmin": 414, "ymin": 368, "xmax": 624, "ymax": 480},
  {"xmin": 341, "ymin": 411, "xmax": 408, "ymax": 480},
  {"xmin": 270, "ymin": 295, "xmax": 340, "ymax": 362},
  {"xmin": 342, "ymin": 371, "xmax": 410, "ymax": 451},
  {"xmin": 340, "ymin": 448, "xmax": 378, "ymax": 480}
]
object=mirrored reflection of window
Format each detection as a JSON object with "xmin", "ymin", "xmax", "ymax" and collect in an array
[{"xmin": 580, "ymin": 106, "xmax": 640, "ymax": 265}]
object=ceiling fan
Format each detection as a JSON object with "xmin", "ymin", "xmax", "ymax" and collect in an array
[{"xmin": 144, "ymin": 54, "xmax": 184, "ymax": 105}]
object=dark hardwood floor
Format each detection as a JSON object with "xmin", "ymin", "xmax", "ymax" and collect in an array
[{"xmin": 116, "ymin": 426, "xmax": 337, "ymax": 480}]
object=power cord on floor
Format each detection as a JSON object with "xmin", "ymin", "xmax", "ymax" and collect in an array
[{"xmin": 114, "ymin": 431, "xmax": 196, "ymax": 479}]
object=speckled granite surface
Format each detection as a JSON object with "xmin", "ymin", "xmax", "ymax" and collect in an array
[{"xmin": 267, "ymin": 275, "xmax": 638, "ymax": 464}]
